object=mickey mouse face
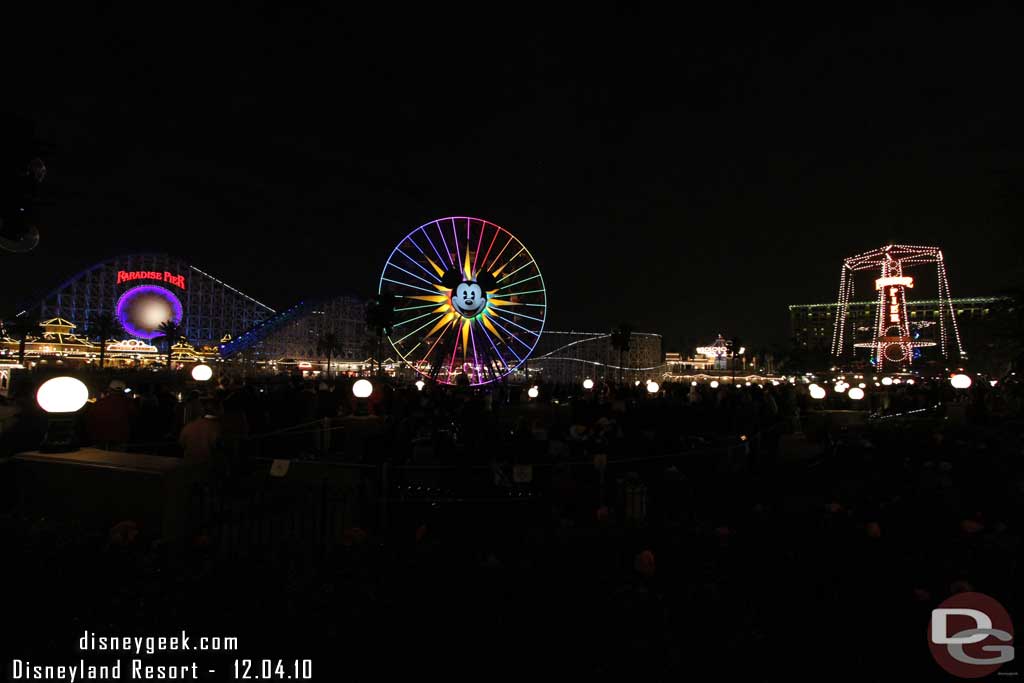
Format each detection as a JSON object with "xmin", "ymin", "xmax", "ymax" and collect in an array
[{"xmin": 453, "ymin": 281, "xmax": 485, "ymax": 316}]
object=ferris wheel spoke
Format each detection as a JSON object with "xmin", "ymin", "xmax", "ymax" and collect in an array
[
  {"xmin": 404, "ymin": 234, "xmax": 426, "ymax": 255},
  {"xmin": 394, "ymin": 312, "xmax": 448, "ymax": 345},
  {"xmin": 398, "ymin": 248, "xmax": 440, "ymax": 282},
  {"xmin": 436, "ymin": 220, "xmax": 455, "ymax": 266},
  {"xmin": 392, "ymin": 309, "xmax": 441, "ymax": 328},
  {"xmin": 499, "ymin": 309, "xmax": 546, "ymax": 324},
  {"xmin": 382, "ymin": 277, "xmax": 442, "ymax": 296},
  {"xmin": 419, "ymin": 225, "xmax": 448, "ymax": 268},
  {"xmin": 472, "ymin": 222, "xmax": 485, "ymax": 274},
  {"xmin": 394, "ymin": 302, "xmax": 440, "ymax": 312},
  {"xmin": 496, "ymin": 259, "xmax": 532, "ymax": 282},
  {"xmin": 469, "ymin": 323, "xmax": 481, "ymax": 381},
  {"xmin": 478, "ymin": 320, "xmax": 512, "ymax": 370},
  {"xmin": 485, "ymin": 235, "xmax": 514, "ymax": 272},
  {"xmin": 493, "ymin": 247, "xmax": 526, "ymax": 277},
  {"xmin": 496, "ymin": 273, "xmax": 541, "ymax": 291},
  {"xmin": 478, "ymin": 228, "xmax": 500, "ymax": 275},
  {"xmin": 387, "ymin": 262, "xmax": 437, "ymax": 288},
  {"xmin": 448, "ymin": 324, "xmax": 464, "ymax": 378},
  {"xmin": 498, "ymin": 288, "xmax": 545, "ymax": 298},
  {"xmin": 450, "ymin": 218, "xmax": 460, "ymax": 266},
  {"xmin": 418, "ymin": 323, "xmax": 451, "ymax": 366},
  {"xmin": 487, "ymin": 317, "xmax": 529, "ymax": 356},
  {"xmin": 489, "ymin": 312, "xmax": 540, "ymax": 339}
]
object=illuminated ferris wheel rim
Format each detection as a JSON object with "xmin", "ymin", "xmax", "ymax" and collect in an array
[{"xmin": 378, "ymin": 216, "xmax": 547, "ymax": 386}]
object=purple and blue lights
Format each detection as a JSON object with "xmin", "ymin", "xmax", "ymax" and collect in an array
[{"xmin": 115, "ymin": 284, "xmax": 184, "ymax": 340}]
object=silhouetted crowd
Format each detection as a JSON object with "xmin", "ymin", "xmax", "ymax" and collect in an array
[{"xmin": 3, "ymin": 372, "xmax": 1023, "ymax": 678}]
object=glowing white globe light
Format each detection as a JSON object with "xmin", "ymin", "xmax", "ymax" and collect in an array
[
  {"xmin": 906, "ymin": 379, "xmax": 915, "ymax": 385},
  {"xmin": 646, "ymin": 381, "xmax": 660, "ymax": 394},
  {"xmin": 744, "ymin": 382, "xmax": 751, "ymax": 387},
  {"xmin": 415, "ymin": 380, "xmax": 425, "ymax": 391},
  {"xmin": 858, "ymin": 383, "xmax": 866, "ymax": 389},
  {"xmin": 191, "ymin": 364, "xmax": 213, "ymax": 381},
  {"xmin": 881, "ymin": 377, "xmax": 893, "ymax": 386},
  {"xmin": 771, "ymin": 380, "xmax": 779, "ymax": 386},
  {"xmin": 527, "ymin": 386, "xmax": 539, "ymax": 399},
  {"xmin": 892, "ymin": 378, "xmax": 902, "ymax": 384},
  {"xmin": 848, "ymin": 387, "xmax": 865, "ymax": 400},
  {"xmin": 634, "ymin": 380, "xmax": 640, "ymax": 386},
  {"xmin": 353, "ymin": 379, "xmax": 374, "ymax": 398},
  {"xmin": 809, "ymin": 384, "xmax": 826, "ymax": 400},
  {"xmin": 950, "ymin": 374, "xmax": 972, "ymax": 389},
  {"xmin": 583, "ymin": 378, "xmax": 594, "ymax": 390},
  {"xmin": 834, "ymin": 383, "xmax": 847, "ymax": 393},
  {"xmin": 691, "ymin": 381, "xmax": 698, "ymax": 386},
  {"xmin": 710, "ymin": 380, "xmax": 719, "ymax": 388},
  {"xmin": 36, "ymin": 376, "xmax": 89, "ymax": 413},
  {"xmin": 990, "ymin": 380, "xmax": 998, "ymax": 387}
]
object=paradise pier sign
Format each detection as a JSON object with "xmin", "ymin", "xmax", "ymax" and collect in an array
[{"xmin": 116, "ymin": 270, "xmax": 186, "ymax": 289}]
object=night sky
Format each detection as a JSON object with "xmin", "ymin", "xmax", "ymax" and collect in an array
[{"xmin": 4, "ymin": 5, "xmax": 1023, "ymax": 352}]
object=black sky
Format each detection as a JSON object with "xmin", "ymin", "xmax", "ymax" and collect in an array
[{"xmin": 4, "ymin": 4, "xmax": 1023, "ymax": 352}]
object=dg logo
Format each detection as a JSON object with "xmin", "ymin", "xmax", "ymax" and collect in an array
[{"xmin": 929, "ymin": 592, "xmax": 1014, "ymax": 678}]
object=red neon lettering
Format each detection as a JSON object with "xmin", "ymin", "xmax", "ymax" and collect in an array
[{"xmin": 115, "ymin": 270, "xmax": 186, "ymax": 289}]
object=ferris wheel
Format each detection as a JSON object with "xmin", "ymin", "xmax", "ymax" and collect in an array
[{"xmin": 379, "ymin": 216, "xmax": 547, "ymax": 385}]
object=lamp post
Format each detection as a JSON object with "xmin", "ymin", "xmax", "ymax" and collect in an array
[
  {"xmin": 353, "ymin": 379, "xmax": 373, "ymax": 416},
  {"xmin": 191, "ymin": 363, "xmax": 213, "ymax": 382},
  {"xmin": 36, "ymin": 376, "xmax": 89, "ymax": 453},
  {"xmin": 950, "ymin": 374, "xmax": 972, "ymax": 390}
]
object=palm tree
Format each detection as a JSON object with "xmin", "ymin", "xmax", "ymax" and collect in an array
[
  {"xmin": 157, "ymin": 320, "xmax": 184, "ymax": 369},
  {"xmin": 611, "ymin": 323, "xmax": 633, "ymax": 385},
  {"xmin": 316, "ymin": 331, "xmax": 343, "ymax": 378},
  {"xmin": 87, "ymin": 312, "xmax": 122, "ymax": 369},
  {"xmin": 5, "ymin": 315, "xmax": 39, "ymax": 365}
]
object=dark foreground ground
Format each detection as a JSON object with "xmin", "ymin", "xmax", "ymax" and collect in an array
[{"xmin": 5, "ymin": 414, "xmax": 1023, "ymax": 681}]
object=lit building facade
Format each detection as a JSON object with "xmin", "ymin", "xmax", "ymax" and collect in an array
[
  {"xmin": 790, "ymin": 295, "xmax": 1012, "ymax": 363},
  {"xmin": 10, "ymin": 254, "xmax": 378, "ymax": 371},
  {"xmin": 0, "ymin": 317, "xmax": 219, "ymax": 369}
]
